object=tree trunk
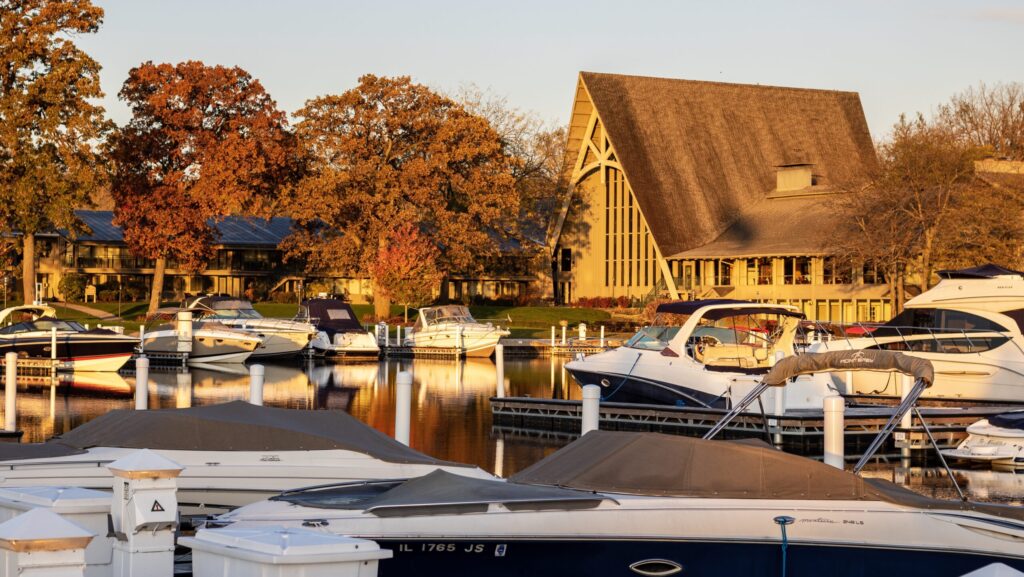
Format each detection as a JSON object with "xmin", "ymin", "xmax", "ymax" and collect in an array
[
  {"xmin": 920, "ymin": 229, "xmax": 935, "ymax": 291},
  {"xmin": 372, "ymin": 276, "xmax": 391, "ymax": 321},
  {"xmin": 896, "ymin": 268, "xmax": 906, "ymax": 313},
  {"xmin": 22, "ymin": 234, "xmax": 35, "ymax": 304},
  {"xmin": 148, "ymin": 256, "xmax": 167, "ymax": 315},
  {"xmin": 438, "ymin": 275, "xmax": 450, "ymax": 304}
]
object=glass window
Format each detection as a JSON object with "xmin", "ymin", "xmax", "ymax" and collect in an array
[
  {"xmin": 560, "ymin": 248, "xmax": 572, "ymax": 273},
  {"xmin": 867, "ymin": 336, "xmax": 1010, "ymax": 354},
  {"xmin": 823, "ymin": 258, "xmax": 851, "ymax": 284}
]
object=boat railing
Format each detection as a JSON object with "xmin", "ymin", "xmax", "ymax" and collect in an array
[{"xmin": 796, "ymin": 320, "xmax": 1020, "ymax": 356}]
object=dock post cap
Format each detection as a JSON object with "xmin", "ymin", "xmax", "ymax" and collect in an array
[
  {"xmin": 958, "ymin": 563, "xmax": 1024, "ymax": 577},
  {"xmin": 107, "ymin": 449, "xmax": 183, "ymax": 479},
  {"xmin": 0, "ymin": 508, "xmax": 93, "ymax": 552}
]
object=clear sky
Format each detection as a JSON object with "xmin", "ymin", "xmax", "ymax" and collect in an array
[{"xmin": 77, "ymin": 0, "xmax": 1024, "ymax": 140}]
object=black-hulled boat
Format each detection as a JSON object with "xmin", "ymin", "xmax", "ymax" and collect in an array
[{"xmin": 0, "ymin": 305, "xmax": 137, "ymax": 372}]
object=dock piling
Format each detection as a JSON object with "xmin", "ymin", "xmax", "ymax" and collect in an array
[
  {"xmin": 823, "ymin": 394, "xmax": 845, "ymax": 468},
  {"xmin": 900, "ymin": 374, "xmax": 913, "ymax": 460},
  {"xmin": 581, "ymin": 384, "xmax": 601, "ymax": 435},
  {"xmin": 561, "ymin": 325, "xmax": 567, "ymax": 346},
  {"xmin": 495, "ymin": 344, "xmax": 505, "ymax": 398},
  {"xmin": 600, "ymin": 326, "xmax": 605, "ymax": 348},
  {"xmin": 249, "ymin": 364, "xmax": 265, "ymax": 406},
  {"xmin": 578, "ymin": 323, "xmax": 586, "ymax": 342},
  {"xmin": 50, "ymin": 326, "xmax": 57, "ymax": 362},
  {"xmin": 135, "ymin": 356, "xmax": 149, "ymax": 410},
  {"xmin": 0, "ymin": 509, "xmax": 92, "ymax": 577},
  {"xmin": 395, "ymin": 371, "xmax": 412, "ymax": 445},
  {"xmin": 4, "ymin": 352, "xmax": 16, "ymax": 432}
]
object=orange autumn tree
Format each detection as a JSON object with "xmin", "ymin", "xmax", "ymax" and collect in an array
[
  {"xmin": 282, "ymin": 75, "xmax": 519, "ymax": 320},
  {"xmin": 109, "ymin": 61, "xmax": 296, "ymax": 313},
  {"xmin": 367, "ymin": 223, "xmax": 442, "ymax": 321}
]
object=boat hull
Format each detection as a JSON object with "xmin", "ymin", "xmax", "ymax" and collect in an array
[
  {"xmin": 310, "ymin": 331, "xmax": 380, "ymax": 358},
  {"xmin": 565, "ymin": 367, "xmax": 729, "ymax": 408},
  {"xmin": 0, "ymin": 336, "xmax": 136, "ymax": 372},
  {"xmin": 366, "ymin": 538, "xmax": 1024, "ymax": 577},
  {"xmin": 142, "ymin": 332, "xmax": 258, "ymax": 364}
]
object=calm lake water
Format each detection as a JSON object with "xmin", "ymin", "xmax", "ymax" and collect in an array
[{"xmin": 6, "ymin": 357, "xmax": 1022, "ymax": 505}]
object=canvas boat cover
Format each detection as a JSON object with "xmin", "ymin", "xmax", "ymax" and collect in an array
[
  {"xmin": 302, "ymin": 299, "xmax": 364, "ymax": 334},
  {"xmin": 656, "ymin": 299, "xmax": 804, "ymax": 319},
  {"xmin": 508, "ymin": 431, "xmax": 1024, "ymax": 522},
  {"xmin": 989, "ymin": 411, "xmax": 1024, "ymax": 431},
  {"xmin": 276, "ymin": 469, "xmax": 606, "ymax": 515},
  {"xmin": 0, "ymin": 402, "xmax": 471, "ymax": 468},
  {"xmin": 937, "ymin": 264, "xmax": 1024, "ymax": 279},
  {"xmin": 763, "ymin": 350, "xmax": 934, "ymax": 386}
]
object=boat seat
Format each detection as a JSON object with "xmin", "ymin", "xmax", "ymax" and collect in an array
[{"xmin": 700, "ymin": 344, "xmax": 771, "ymax": 369}]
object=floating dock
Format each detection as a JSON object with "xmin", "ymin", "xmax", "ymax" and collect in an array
[
  {"xmin": 490, "ymin": 396, "xmax": 1011, "ymax": 458},
  {"xmin": 0, "ymin": 357, "xmax": 65, "ymax": 375},
  {"xmin": 378, "ymin": 338, "xmax": 615, "ymax": 359}
]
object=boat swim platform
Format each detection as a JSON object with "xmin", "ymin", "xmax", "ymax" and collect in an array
[{"xmin": 490, "ymin": 397, "xmax": 1012, "ymax": 457}]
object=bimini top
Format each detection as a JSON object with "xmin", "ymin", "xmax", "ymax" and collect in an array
[
  {"xmin": 936, "ymin": 264, "xmax": 1024, "ymax": 280},
  {"xmin": 763, "ymin": 350, "xmax": 935, "ymax": 387},
  {"xmin": 989, "ymin": 411, "xmax": 1024, "ymax": 431},
  {"xmin": 0, "ymin": 402, "xmax": 471, "ymax": 468},
  {"xmin": 511, "ymin": 431, "xmax": 1024, "ymax": 521},
  {"xmin": 655, "ymin": 299, "xmax": 804, "ymax": 319},
  {"xmin": 275, "ymin": 469, "xmax": 606, "ymax": 516},
  {"xmin": 301, "ymin": 299, "xmax": 364, "ymax": 333}
]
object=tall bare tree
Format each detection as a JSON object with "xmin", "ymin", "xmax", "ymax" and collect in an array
[
  {"xmin": 0, "ymin": 0, "xmax": 110, "ymax": 303},
  {"xmin": 938, "ymin": 82, "xmax": 1024, "ymax": 160}
]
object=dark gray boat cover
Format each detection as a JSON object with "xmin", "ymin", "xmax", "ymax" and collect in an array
[
  {"xmin": 511, "ymin": 431, "xmax": 1024, "ymax": 522},
  {"xmin": 0, "ymin": 402, "xmax": 470, "ymax": 467},
  {"xmin": 989, "ymin": 411, "xmax": 1024, "ymax": 431},
  {"xmin": 362, "ymin": 470, "xmax": 605, "ymax": 516},
  {"xmin": 763, "ymin": 350, "xmax": 934, "ymax": 386}
]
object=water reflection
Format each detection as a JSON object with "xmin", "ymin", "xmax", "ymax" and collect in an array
[{"xmin": 1, "ymin": 358, "xmax": 1019, "ymax": 504}]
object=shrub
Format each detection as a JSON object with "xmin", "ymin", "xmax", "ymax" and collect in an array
[
  {"xmin": 58, "ymin": 273, "xmax": 88, "ymax": 302},
  {"xmin": 271, "ymin": 291, "xmax": 297, "ymax": 304}
]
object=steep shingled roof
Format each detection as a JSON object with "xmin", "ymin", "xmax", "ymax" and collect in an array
[{"xmin": 579, "ymin": 72, "xmax": 878, "ymax": 257}]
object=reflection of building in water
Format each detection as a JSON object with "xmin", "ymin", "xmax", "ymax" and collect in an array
[
  {"xmin": 305, "ymin": 362, "xmax": 380, "ymax": 411},
  {"xmin": 147, "ymin": 365, "xmax": 315, "ymax": 409}
]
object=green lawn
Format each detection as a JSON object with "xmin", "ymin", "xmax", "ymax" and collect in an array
[{"xmin": 53, "ymin": 300, "xmax": 615, "ymax": 339}]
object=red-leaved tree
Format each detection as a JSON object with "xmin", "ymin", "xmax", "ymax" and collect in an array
[
  {"xmin": 109, "ymin": 61, "xmax": 297, "ymax": 313},
  {"xmin": 366, "ymin": 223, "xmax": 442, "ymax": 321}
]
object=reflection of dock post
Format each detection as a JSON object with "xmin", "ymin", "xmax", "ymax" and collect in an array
[
  {"xmin": 249, "ymin": 364, "xmax": 265, "ymax": 406},
  {"xmin": 50, "ymin": 326, "xmax": 57, "ymax": 374},
  {"xmin": 550, "ymin": 326, "xmax": 555, "ymax": 348},
  {"xmin": 495, "ymin": 344, "xmax": 505, "ymax": 398},
  {"xmin": 4, "ymin": 352, "xmax": 16, "ymax": 431},
  {"xmin": 135, "ymin": 356, "xmax": 149, "ymax": 410},
  {"xmin": 395, "ymin": 371, "xmax": 412, "ymax": 445},
  {"xmin": 581, "ymin": 384, "xmax": 600, "ymax": 435},
  {"xmin": 823, "ymin": 395, "xmax": 845, "ymax": 469}
]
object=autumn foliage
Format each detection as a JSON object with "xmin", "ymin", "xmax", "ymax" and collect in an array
[
  {"xmin": 367, "ymin": 224, "xmax": 442, "ymax": 319},
  {"xmin": 0, "ymin": 0, "xmax": 110, "ymax": 303},
  {"xmin": 109, "ymin": 61, "xmax": 296, "ymax": 312},
  {"xmin": 282, "ymin": 75, "xmax": 519, "ymax": 318}
]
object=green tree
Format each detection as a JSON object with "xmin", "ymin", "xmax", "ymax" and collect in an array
[
  {"xmin": 109, "ymin": 61, "xmax": 297, "ymax": 313},
  {"xmin": 0, "ymin": 0, "xmax": 110, "ymax": 304},
  {"xmin": 282, "ymin": 75, "xmax": 519, "ymax": 320}
]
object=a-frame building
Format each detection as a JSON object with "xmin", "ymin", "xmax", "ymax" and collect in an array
[{"xmin": 552, "ymin": 72, "xmax": 892, "ymax": 322}]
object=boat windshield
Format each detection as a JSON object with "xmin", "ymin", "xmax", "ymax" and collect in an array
[
  {"xmin": 422, "ymin": 306, "xmax": 475, "ymax": 325},
  {"xmin": 0, "ymin": 319, "xmax": 87, "ymax": 334},
  {"xmin": 626, "ymin": 313, "xmax": 691, "ymax": 351},
  {"xmin": 208, "ymin": 307, "xmax": 262, "ymax": 320}
]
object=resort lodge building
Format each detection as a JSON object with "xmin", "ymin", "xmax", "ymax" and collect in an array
[{"xmin": 551, "ymin": 72, "xmax": 893, "ymax": 322}]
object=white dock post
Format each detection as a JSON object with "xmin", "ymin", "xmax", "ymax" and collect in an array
[
  {"xmin": 395, "ymin": 371, "xmax": 412, "ymax": 445},
  {"xmin": 0, "ymin": 508, "xmax": 93, "ymax": 577},
  {"xmin": 561, "ymin": 325, "xmax": 567, "ymax": 345},
  {"xmin": 384, "ymin": 323, "xmax": 390, "ymax": 348},
  {"xmin": 550, "ymin": 326, "xmax": 556, "ymax": 347},
  {"xmin": 845, "ymin": 370, "xmax": 854, "ymax": 392},
  {"xmin": 135, "ymin": 356, "xmax": 149, "ymax": 410},
  {"xmin": 495, "ymin": 343, "xmax": 505, "ymax": 398},
  {"xmin": 50, "ymin": 326, "xmax": 58, "ymax": 365},
  {"xmin": 578, "ymin": 323, "xmax": 586, "ymax": 342},
  {"xmin": 4, "ymin": 352, "xmax": 16, "ymax": 432},
  {"xmin": 138, "ymin": 325, "xmax": 145, "ymax": 353},
  {"xmin": 600, "ymin": 326, "xmax": 605, "ymax": 348},
  {"xmin": 771, "ymin": 351, "xmax": 786, "ymax": 447},
  {"xmin": 249, "ymin": 364, "xmax": 265, "ymax": 406},
  {"xmin": 823, "ymin": 394, "xmax": 845, "ymax": 469},
  {"xmin": 900, "ymin": 374, "xmax": 913, "ymax": 459},
  {"xmin": 581, "ymin": 384, "xmax": 601, "ymax": 435},
  {"xmin": 107, "ymin": 450, "xmax": 182, "ymax": 577},
  {"xmin": 175, "ymin": 310, "xmax": 193, "ymax": 354}
]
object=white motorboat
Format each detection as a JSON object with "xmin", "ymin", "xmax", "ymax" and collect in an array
[
  {"xmin": 403, "ymin": 305, "xmax": 509, "ymax": 358},
  {"xmin": 187, "ymin": 296, "xmax": 317, "ymax": 359},
  {"xmin": 943, "ymin": 411, "xmax": 1024, "ymax": 470},
  {"xmin": 565, "ymin": 299, "xmax": 815, "ymax": 408},
  {"xmin": 298, "ymin": 298, "xmax": 379, "ymax": 358},
  {"xmin": 0, "ymin": 401, "xmax": 492, "ymax": 512},
  {"xmin": 217, "ymin": 351, "xmax": 1023, "ymax": 577},
  {"xmin": 0, "ymin": 304, "xmax": 137, "ymax": 372},
  {"xmin": 808, "ymin": 264, "xmax": 1024, "ymax": 403},
  {"xmin": 142, "ymin": 316, "xmax": 262, "ymax": 365}
]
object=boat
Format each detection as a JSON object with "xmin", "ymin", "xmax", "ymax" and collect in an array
[
  {"xmin": 0, "ymin": 401, "xmax": 492, "ymax": 512},
  {"xmin": 212, "ymin": 351, "xmax": 1024, "ymax": 577},
  {"xmin": 942, "ymin": 411, "xmax": 1024, "ymax": 470},
  {"xmin": 141, "ymin": 310, "xmax": 262, "ymax": 364},
  {"xmin": 187, "ymin": 296, "xmax": 317, "ymax": 359},
  {"xmin": 808, "ymin": 264, "xmax": 1024, "ymax": 404},
  {"xmin": 298, "ymin": 298, "xmax": 379, "ymax": 358},
  {"xmin": 565, "ymin": 299, "xmax": 812, "ymax": 408},
  {"xmin": 0, "ymin": 304, "xmax": 137, "ymax": 372},
  {"xmin": 403, "ymin": 305, "xmax": 509, "ymax": 358}
]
